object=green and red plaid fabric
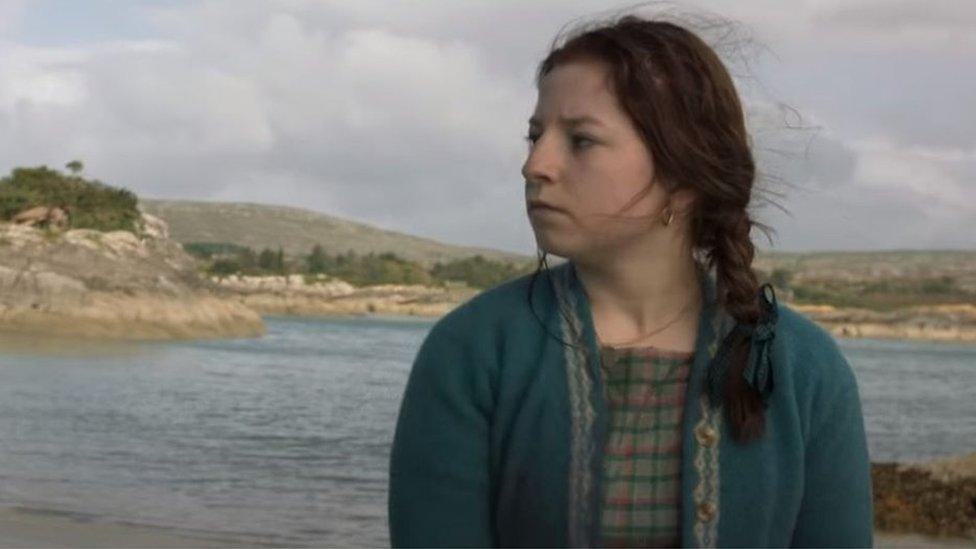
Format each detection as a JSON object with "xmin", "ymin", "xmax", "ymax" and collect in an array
[{"xmin": 598, "ymin": 343, "xmax": 694, "ymax": 548}]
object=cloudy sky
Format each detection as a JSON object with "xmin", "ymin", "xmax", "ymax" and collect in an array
[{"xmin": 1, "ymin": 0, "xmax": 973, "ymax": 254}]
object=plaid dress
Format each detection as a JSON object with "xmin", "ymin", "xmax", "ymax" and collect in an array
[{"xmin": 598, "ymin": 343, "xmax": 694, "ymax": 548}]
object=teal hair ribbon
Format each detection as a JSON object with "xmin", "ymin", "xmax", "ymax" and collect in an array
[{"xmin": 705, "ymin": 283, "xmax": 778, "ymax": 409}]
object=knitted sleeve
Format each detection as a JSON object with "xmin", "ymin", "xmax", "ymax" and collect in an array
[
  {"xmin": 388, "ymin": 321, "xmax": 497, "ymax": 548},
  {"xmin": 789, "ymin": 331, "xmax": 874, "ymax": 548}
]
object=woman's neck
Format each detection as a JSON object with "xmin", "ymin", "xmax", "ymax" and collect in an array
[{"xmin": 573, "ymin": 249, "xmax": 702, "ymax": 344}]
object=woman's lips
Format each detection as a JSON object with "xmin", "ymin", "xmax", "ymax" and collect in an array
[
  {"xmin": 529, "ymin": 205, "xmax": 567, "ymax": 217},
  {"xmin": 528, "ymin": 202, "xmax": 565, "ymax": 212}
]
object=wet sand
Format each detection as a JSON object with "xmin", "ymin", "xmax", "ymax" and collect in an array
[{"xmin": 0, "ymin": 506, "xmax": 246, "ymax": 548}]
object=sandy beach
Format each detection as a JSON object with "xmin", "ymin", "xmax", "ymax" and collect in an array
[{"xmin": 0, "ymin": 506, "xmax": 246, "ymax": 548}]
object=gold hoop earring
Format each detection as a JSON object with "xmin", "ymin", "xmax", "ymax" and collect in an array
[{"xmin": 662, "ymin": 207, "xmax": 674, "ymax": 227}]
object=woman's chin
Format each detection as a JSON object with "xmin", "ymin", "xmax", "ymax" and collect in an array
[{"xmin": 532, "ymin": 232, "xmax": 575, "ymax": 259}]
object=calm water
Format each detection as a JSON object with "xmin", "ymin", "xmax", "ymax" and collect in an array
[{"xmin": 0, "ymin": 316, "xmax": 973, "ymax": 547}]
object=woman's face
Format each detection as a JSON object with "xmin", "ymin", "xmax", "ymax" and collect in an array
[{"xmin": 522, "ymin": 57, "xmax": 674, "ymax": 261}]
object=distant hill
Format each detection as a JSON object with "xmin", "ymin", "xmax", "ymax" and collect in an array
[
  {"xmin": 139, "ymin": 199, "xmax": 536, "ymax": 269},
  {"xmin": 140, "ymin": 198, "xmax": 976, "ymax": 289},
  {"xmin": 753, "ymin": 250, "xmax": 976, "ymax": 289}
]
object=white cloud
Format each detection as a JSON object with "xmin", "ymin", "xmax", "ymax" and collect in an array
[
  {"xmin": 851, "ymin": 137, "xmax": 975, "ymax": 214},
  {"xmin": 0, "ymin": 0, "xmax": 27, "ymax": 35},
  {"xmin": 749, "ymin": 0, "xmax": 976, "ymax": 54},
  {"xmin": 0, "ymin": 44, "xmax": 90, "ymax": 108},
  {"xmin": 812, "ymin": 0, "xmax": 976, "ymax": 34},
  {"xmin": 760, "ymin": 136, "xmax": 975, "ymax": 251}
]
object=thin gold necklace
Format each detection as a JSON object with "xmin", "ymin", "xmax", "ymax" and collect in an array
[{"xmin": 597, "ymin": 286, "xmax": 702, "ymax": 348}]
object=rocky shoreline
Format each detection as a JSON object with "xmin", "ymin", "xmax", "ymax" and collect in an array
[
  {"xmin": 209, "ymin": 275, "xmax": 976, "ymax": 344},
  {"xmin": 794, "ymin": 304, "xmax": 976, "ymax": 344},
  {"xmin": 209, "ymin": 273, "xmax": 479, "ymax": 318},
  {"xmin": 0, "ymin": 220, "xmax": 264, "ymax": 341},
  {"xmin": 872, "ymin": 452, "xmax": 976, "ymax": 542}
]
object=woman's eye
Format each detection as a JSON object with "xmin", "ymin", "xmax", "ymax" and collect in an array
[
  {"xmin": 571, "ymin": 135, "xmax": 596, "ymax": 149},
  {"xmin": 523, "ymin": 132, "xmax": 594, "ymax": 149}
]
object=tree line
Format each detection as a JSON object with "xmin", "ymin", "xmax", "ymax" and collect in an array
[{"xmin": 186, "ymin": 242, "xmax": 537, "ymax": 290}]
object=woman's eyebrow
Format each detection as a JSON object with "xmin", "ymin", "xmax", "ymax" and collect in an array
[{"xmin": 528, "ymin": 115, "xmax": 605, "ymax": 128}]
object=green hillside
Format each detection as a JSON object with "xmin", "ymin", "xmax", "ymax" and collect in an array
[{"xmin": 139, "ymin": 199, "xmax": 535, "ymax": 270}]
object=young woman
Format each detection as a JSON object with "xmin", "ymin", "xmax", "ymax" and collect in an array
[{"xmin": 388, "ymin": 12, "xmax": 873, "ymax": 549}]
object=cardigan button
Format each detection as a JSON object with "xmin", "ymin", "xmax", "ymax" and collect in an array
[
  {"xmin": 697, "ymin": 501, "xmax": 717, "ymax": 522},
  {"xmin": 695, "ymin": 424, "xmax": 717, "ymax": 447}
]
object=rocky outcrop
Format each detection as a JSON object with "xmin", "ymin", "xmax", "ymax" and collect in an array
[
  {"xmin": 11, "ymin": 205, "xmax": 70, "ymax": 230},
  {"xmin": 0, "ymin": 216, "xmax": 264, "ymax": 341},
  {"xmin": 873, "ymin": 453, "xmax": 976, "ymax": 541},
  {"xmin": 138, "ymin": 211, "xmax": 170, "ymax": 240},
  {"xmin": 210, "ymin": 274, "xmax": 478, "ymax": 317},
  {"xmin": 793, "ymin": 304, "xmax": 976, "ymax": 343}
]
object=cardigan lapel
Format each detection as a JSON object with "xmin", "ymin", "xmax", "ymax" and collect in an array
[
  {"xmin": 548, "ymin": 260, "xmax": 602, "ymax": 548},
  {"xmin": 681, "ymin": 265, "xmax": 736, "ymax": 548},
  {"xmin": 548, "ymin": 259, "xmax": 736, "ymax": 548}
]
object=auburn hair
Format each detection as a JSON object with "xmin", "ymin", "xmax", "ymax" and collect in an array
[{"xmin": 527, "ymin": 10, "xmax": 776, "ymax": 443}]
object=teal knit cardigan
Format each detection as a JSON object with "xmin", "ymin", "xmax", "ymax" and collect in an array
[{"xmin": 388, "ymin": 260, "xmax": 874, "ymax": 547}]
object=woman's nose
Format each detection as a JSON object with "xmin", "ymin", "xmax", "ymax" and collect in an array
[{"xmin": 521, "ymin": 141, "xmax": 557, "ymax": 186}]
